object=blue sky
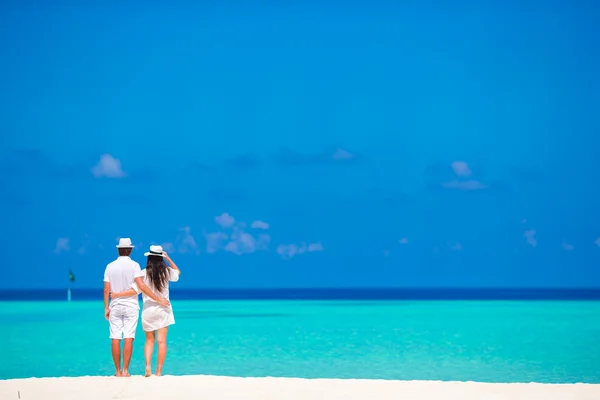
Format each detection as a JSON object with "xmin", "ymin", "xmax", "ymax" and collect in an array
[{"xmin": 1, "ymin": 1, "xmax": 599, "ymax": 289}]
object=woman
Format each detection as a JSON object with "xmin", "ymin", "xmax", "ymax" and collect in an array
[{"xmin": 112, "ymin": 245, "xmax": 180, "ymax": 377}]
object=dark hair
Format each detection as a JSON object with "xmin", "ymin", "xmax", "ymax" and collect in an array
[
  {"xmin": 146, "ymin": 255, "xmax": 170, "ymax": 293},
  {"xmin": 118, "ymin": 248, "xmax": 132, "ymax": 257}
]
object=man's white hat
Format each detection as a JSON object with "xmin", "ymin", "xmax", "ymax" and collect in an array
[
  {"xmin": 144, "ymin": 245, "xmax": 165, "ymax": 257},
  {"xmin": 116, "ymin": 238, "xmax": 135, "ymax": 248}
]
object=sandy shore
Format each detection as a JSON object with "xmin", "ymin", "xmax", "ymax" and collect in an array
[{"xmin": 1, "ymin": 375, "xmax": 599, "ymax": 400}]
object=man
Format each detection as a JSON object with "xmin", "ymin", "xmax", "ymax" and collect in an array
[{"xmin": 103, "ymin": 238, "xmax": 170, "ymax": 377}]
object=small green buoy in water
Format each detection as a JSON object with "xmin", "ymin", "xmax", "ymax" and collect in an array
[{"xmin": 68, "ymin": 269, "xmax": 75, "ymax": 302}]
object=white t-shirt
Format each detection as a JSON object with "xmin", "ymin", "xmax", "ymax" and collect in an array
[
  {"xmin": 103, "ymin": 256, "xmax": 143, "ymax": 309},
  {"xmin": 132, "ymin": 268, "xmax": 179, "ymax": 305}
]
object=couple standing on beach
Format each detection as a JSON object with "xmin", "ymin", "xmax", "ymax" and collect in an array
[{"xmin": 103, "ymin": 238, "xmax": 181, "ymax": 377}]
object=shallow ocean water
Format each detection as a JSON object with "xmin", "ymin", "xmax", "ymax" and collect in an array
[{"xmin": 4, "ymin": 300, "xmax": 600, "ymax": 382}]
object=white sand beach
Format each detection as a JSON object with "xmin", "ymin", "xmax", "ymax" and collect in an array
[{"xmin": 1, "ymin": 375, "xmax": 599, "ymax": 400}]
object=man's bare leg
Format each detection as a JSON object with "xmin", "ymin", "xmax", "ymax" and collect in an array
[
  {"xmin": 155, "ymin": 327, "xmax": 168, "ymax": 376},
  {"xmin": 144, "ymin": 331, "xmax": 155, "ymax": 377},
  {"xmin": 122, "ymin": 338, "xmax": 134, "ymax": 377},
  {"xmin": 111, "ymin": 339, "xmax": 121, "ymax": 376}
]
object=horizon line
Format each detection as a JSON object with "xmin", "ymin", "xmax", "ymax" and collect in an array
[{"xmin": 2, "ymin": 287, "xmax": 600, "ymax": 291}]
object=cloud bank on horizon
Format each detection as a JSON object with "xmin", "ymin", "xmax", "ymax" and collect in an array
[{"xmin": 47, "ymin": 153, "xmax": 600, "ymax": 258}]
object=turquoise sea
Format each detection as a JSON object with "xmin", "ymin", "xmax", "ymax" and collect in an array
[{"xmin": 4, "ymin": 299, "xmax": 600, "ymax": 383}]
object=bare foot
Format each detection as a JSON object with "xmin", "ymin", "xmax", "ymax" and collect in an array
[
  {"xmin": 121, "ymin": 370, "xmax": 131, "ymax": 377},
  {"xmin": 145, "ymin": 367, "xmax": 152, "ymax": 377},
  {"xmin": 155, "ymin": 369, "xmax": 162, "ymax": 377},
  {"xmin": 114, "ymin": 370, "xmax": 122, "ymax": 377}
]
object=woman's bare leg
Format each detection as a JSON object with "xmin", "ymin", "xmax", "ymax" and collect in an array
[
  {"xmin": 155, "ymin": 327, "xmax": 169, "ymax": 376},
  {"xmin": 144, "ymin": 331, "xmax": 155, "ymax": 377}
]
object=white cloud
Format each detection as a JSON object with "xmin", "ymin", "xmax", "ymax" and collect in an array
[
  {"xmin": 223, "ymin": 240, "xmax": 248, "ymax": 255},
  {"xmin": 441, "ymin": 161, "xmax": 488, "ymax": 190},
  {"xmin": 161, "ymin": 242, "xmax": 175, "ymax": 253},
  {"xmin": 277, "ymin": 242, "xmax": 324, "ymax": 260},
  {"xmin": 441, "ymin": 180, "xmax": 487, "ymax": 191},
  {"xmin": 307, "ymin": 242, "xmax": 324, "ymax": 252},
  {"xmin": 205, "ymin": 214, "xmax": 272, "ymax": 256},
  {"xmin": 204, "ymin": 213, "xmax": 319, "ymax": 258},
  {"xmin": 77, "ymin": 234, "xmax": 92, "ymax": 256},
  {"xmin": 176, "ymin": 227, "xmax": 199, "ymax": 254},
  {"xmin": 257, "ymin": 234, "xmax": 271, "ymax": 250},
  {"xmin": 205, "ymin": 213, "xmax": 272, "ymax": 256},
  {"xmin": 205, "ymin": 231, "xmax": 228, "ymax": 254},
  {"xmin": 224, "ymin": 229, "xmax": 255, "ymax": 255},
  {"xmin": 595, "ymin": 238, "xmax": 600, "ymax": 247},
  {"xmin": 215, "ymin": 212, "xmax": 235, "ymax": 228},
  {"xmin": 54, "ymin": 238, "xmax": 70, "ymax": 255},
  {"xmin": 398, "ymin": 237, "xmax": 409, "ymax": 244},
  {"xmin": 332, "ymin": 148, "xmax": 355, "ymax": 161},
  {"xmin": 451, "ymin": 161, "xmax": 472, "ymax": 177},
  {"xmin": 251, "ymin": 220, "xmax": 270, "ymax": 230},
  {"xmin": 562, "ymin": 242, "xmax": 574, "ymax": 251},
  {"xmin": 277, "ymin": 244, "xmax": 303, "ymax": 260},
  {"xmin": 524, "ymin": 229, "xmax": 537, "ymax": 247},
  {"xmin": 91, "ymin": 154, "xmax": 126, "ymax": 178},
  {"xmin": 224, "ymin": 227, "xmax": 271, "ymax": 255}
]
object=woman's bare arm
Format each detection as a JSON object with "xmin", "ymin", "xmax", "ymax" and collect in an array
[{"xmin": 164, "ymin": 252, "xmax": 180, "ymax": 275}]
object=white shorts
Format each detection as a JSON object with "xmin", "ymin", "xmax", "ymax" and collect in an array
[{"xmin": 109, "ymin": 304, "xmax": 139, "ymax": 339}]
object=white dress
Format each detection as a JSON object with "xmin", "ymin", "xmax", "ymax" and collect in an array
[{"xmin": 132, "ymin": 268, "xmax": 179, "ymax": 332}]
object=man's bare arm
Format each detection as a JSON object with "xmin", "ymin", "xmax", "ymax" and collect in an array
[
  {"xmin": 134, "ymin": 277, "xmax": 170, "ymax": 306},
  {"xmin": 111, "ymin": 288, "xmax": 138, "ymax": 299}
]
